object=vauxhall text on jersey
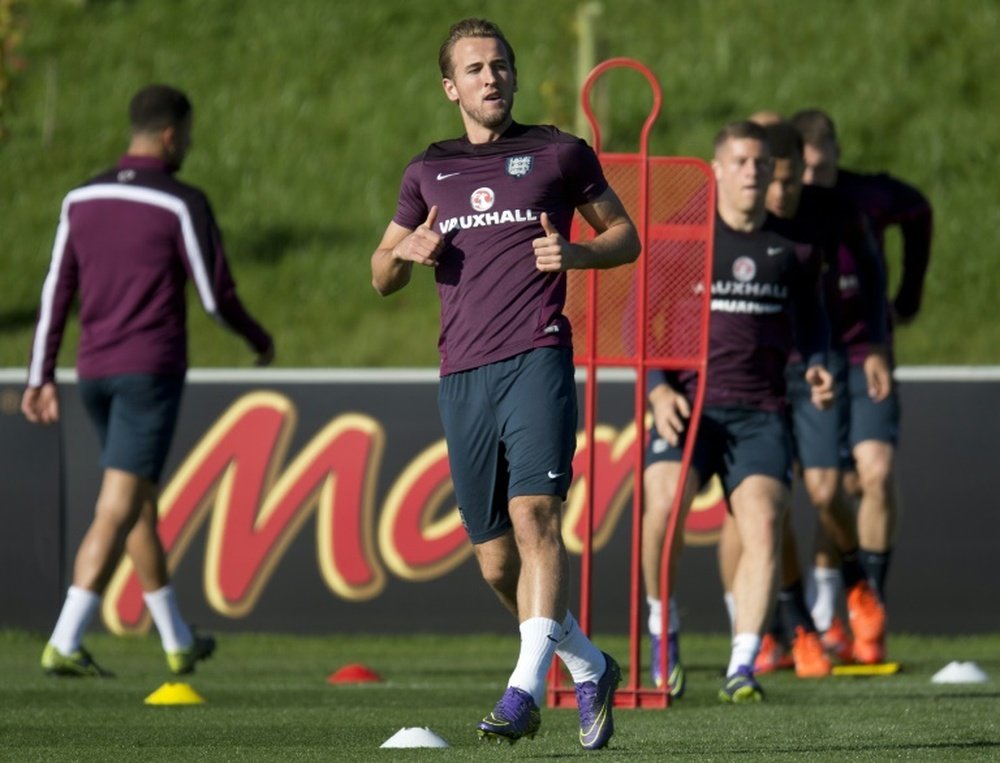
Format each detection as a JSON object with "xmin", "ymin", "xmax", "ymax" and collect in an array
[
  {"xmin": 650, "ymin": 213, "xmax": 829, "ymax": 412},
  {"xmin": 393, "ymin": 122, "xmax": 608, "ymax": 376}
]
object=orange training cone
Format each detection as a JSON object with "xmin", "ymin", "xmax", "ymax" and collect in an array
[{"xmin": 327, "ymin": 663, "xmax": 383, "ymax": 684}]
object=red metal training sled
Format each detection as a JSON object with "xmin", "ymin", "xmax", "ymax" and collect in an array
[{"xmin": 547, "ymin": 58, "xmax": 715, "ymax": 709}]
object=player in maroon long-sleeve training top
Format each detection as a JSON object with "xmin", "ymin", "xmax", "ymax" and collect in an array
[
  {"xmin": 23, "ymin": 84, "xmax": 273, "ymax": 678},
  {"xmin": 792, "ymin": 108, "xmax": 933, "ymax": 664}
]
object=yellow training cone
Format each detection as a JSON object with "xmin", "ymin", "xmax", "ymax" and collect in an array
[
  {"xmin": 831, "ymin": 662, "xmax": 902, "ymax": 677},
  {"xmin": 144, "ymin": 682, "xmax": 206, "ymax": 706}
]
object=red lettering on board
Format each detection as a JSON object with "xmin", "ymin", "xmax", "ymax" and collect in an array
[
  {"xmin": 103, "ymin": 392, "xmax": 385, "ymax": 633},
  {"xmin": 100, "ymin": 392, "xmax": 727, "ymax": 632},
  {"xmin": 378, "ymin": 439, "xmax": 471, "ymax": 580}
]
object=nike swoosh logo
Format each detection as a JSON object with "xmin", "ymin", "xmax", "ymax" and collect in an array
[
  {"xmin": 547, "ymin": 470, "xmax": 565, "ymax": 479},
  {"xmin": 767, "ymin": 246, "xmax": 784, "ymax": 256},
  {"xmin": 436, "ymin": 172, "xmax": 461, "ymax": 180},
  {"xmin": 580, "ymin": 705, "xmax": 608, "ymax": 744}
]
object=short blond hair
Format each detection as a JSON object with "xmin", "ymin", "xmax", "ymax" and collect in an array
[{"xmin": 713, "ymin": 120, "xmax": 768, "ymax": 155}]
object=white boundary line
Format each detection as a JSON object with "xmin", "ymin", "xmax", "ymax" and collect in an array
[
  {"xmin": 894, "ymin": 367, "xmax": 1000, "ymax": 381},
  {"xmin": 3, "ymin": 366, "xmax": 1000, "ymax": 384}
]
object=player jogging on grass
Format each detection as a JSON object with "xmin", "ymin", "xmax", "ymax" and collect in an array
[
  {"xmin": 23, "ymin": 84, "xmax": 274, "ymax": 678},
  {"xmin": 371, "ymin": 18, "xmax": 639, "ymax": 749},
  {"xmin": 716, "ymin": 121, "xmax": 890, "ymax": 678},
  {"xmin": 641, "ymin": 120, "xmax": 833, "ymax": 703},
  {"xmin": 792, "ymin": 108, "xmax": 933, "ymax": 663}
]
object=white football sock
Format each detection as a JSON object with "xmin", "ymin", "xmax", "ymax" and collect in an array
[
  {"xmin": 646, "ymin": 595, "xmax": 681, "ymax": 637},
  {"xmin": 508, "ymin": 617, "xmax": 561, "ymax": 706},
  {"xmin": 50, "ymin": 586, "xmax": 101, "ymax": 655},
  {"xmin": 727, "ymin": 632, "xmax": 761, "ymax": 677},
  {"xmin": 810, "ymin": 566, "xmax": 842, "ymax": 632},
  {"xmin": 555, "ymin": 612, "xmax": 606, "ymax": 684},
  {"xmin": 143, "ymin": 585, "xmax": 193, "ymax": 652},
  {"xmin": 647, "ymin": 595, "xmax": 662, "ymax": 636}
]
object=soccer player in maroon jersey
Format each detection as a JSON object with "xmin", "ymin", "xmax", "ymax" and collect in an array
[
  {"xmin": 641, "ymin": 121, "xmax": 834, "ymax": 703},
  {"xmin": 370, "ymin": 18, "xmax": 639, "ymax": 749},
  {"xmin": 792, "ymin": 108, "xmax": 933, "ymax": 663},
  {"xmin": 23, "ymin": 84, "xmax": 273, "ymax": 677},
  {"xmin": 716, "ymin": 121, "xmax": 890, "ymax": 677}
]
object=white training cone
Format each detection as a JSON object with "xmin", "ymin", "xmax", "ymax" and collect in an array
[
  {"xmin": 380, "ymin": 727, "xmax": 450, "ymax": 748},
  {"xmin": 931, "ymin": 661, "xmax": 990, "ymax": 684}
]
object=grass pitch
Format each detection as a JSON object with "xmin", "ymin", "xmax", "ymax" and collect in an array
[{"xmin": 1, "ymin": 630, "xmax": 998, "ymax": 761}]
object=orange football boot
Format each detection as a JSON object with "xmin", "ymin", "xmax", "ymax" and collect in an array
[
  {"xmin": 848, "ymin": 582, "xmax": 887, "ymax": 664},
  {"xmin": 820, "ymin": 615, "xmax": 854, "ymax": 664},
  {"xmin": 753, "ymin": 632, "xmax": 794, "ymax": 675},
  {"xmin": 791, "ymin": 627, "xmax": 832, "ymax": 678}
]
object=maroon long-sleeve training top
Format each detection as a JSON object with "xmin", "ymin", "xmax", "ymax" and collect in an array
[{"xmin": 28, "ymin": 155, "xmax": 271, "ymax": 386}]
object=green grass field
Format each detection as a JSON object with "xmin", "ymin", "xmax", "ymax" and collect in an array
[
  {"xmin": 2, "ymin": 0, "xmax": 1000, "ymax": 368},
  {"xmin": 2, "ymin": 630, "xmax": 998, "ymax": 760}
]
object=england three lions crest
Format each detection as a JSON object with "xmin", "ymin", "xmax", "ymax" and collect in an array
[{"xmin": 506, "ymin": 156, "xmax": 533, "ymax": 178}]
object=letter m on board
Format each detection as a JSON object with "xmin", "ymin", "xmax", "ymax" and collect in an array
[{"xmin": 102, "ymin": 392, "xmax": 387, "ymax": 634}]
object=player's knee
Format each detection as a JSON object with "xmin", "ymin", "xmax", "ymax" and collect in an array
[
  {"xmin": 857, "ymin": 453, "xmax": 893, "ymax": 495},
  {"xmin": 734, "ymin": 506, "xmax": 782, "ymax": 552},
  {"xmin": 643, "ymin": 482, "xmax": 679, "ymax": 521},
  {"xmin": 93, "ymin": 495, "xmax": 141, "ymax": 530},
  {"xmin": 510, "ymin": 501, "xmax": 562, "ymax": 546},
  {"xmin": 643, "ymin": 463, "xmax": 686, "ymax": 517},
  {"xmin": 808, "ymin": 480, "xmax": 839, "ymax": 514},
  {"xmin": 479, "ymin": 557, "xmax": 517, "ymax": 594}
]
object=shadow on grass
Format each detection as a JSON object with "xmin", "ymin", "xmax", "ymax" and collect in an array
[
  {"xmin": 229, "ymin": 222, "xmax": 358, "ymax": 264},
  {"xmin": 930, "ymin": 691, "xmax": 1000, "ymax": 700},
  {"xmin": 770, "ymin": 740, "xmax": 1000, "ymax": 755},
  {"xmin": 0, "ymin": 307, "xmax": 37, "ymax": 333}
]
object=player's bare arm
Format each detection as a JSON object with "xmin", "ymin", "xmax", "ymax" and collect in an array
[
  {"xmin": 532, "ymin": 188, "xmax": 639, "ymax": 272},
  {"xmin": 804, "ymin": 364, "xmax": 835, "ymax": 410},
  {"xmin": 371, "ymin": 206, "xmax": 444, "ymax": 296},
  {"xmin": 862, "ymin": 347, "xmax": 892, "ymax": 402},
  {"xmin": 649, "ymin": 382, "xmax": 691, "ymax": 446},
  {"xmin": 21, "ymin": 382, "xmax": 60, "ymax": 425}
]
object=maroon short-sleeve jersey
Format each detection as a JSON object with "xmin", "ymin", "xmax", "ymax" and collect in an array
[
  {"xmin": 393, "ymin": 122, "xmax": 608, "ymax": 375},
  {"xmin": 650, "ymin": 213, "xmax": 829, "ymax": 412}
]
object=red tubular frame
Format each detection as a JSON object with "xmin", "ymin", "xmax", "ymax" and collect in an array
[{"xmin": 547, "ymin": 59, "xmax": 715, "ymax": 709}]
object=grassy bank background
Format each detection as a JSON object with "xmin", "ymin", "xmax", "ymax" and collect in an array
[{"xmin": 2, "ymin": 0, "xmax": 998, "ymax": 369}]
